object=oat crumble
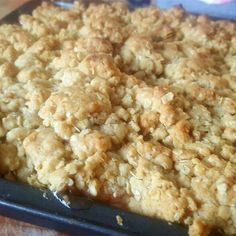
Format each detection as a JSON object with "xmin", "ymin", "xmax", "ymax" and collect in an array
[{"xmin": 0, "ymin": 2, "xmax": 236, "ymax": 235}]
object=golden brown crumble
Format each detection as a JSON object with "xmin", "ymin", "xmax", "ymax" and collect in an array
[{"xmin": 1, "ymin": 2, "xmax": 236, "ymax": 235}]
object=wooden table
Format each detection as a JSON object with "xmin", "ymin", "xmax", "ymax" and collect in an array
[
  {"xmin": 0, "ymin": 216, "xmax": 68, "ymax": 236},
  {"xmin": 0, "ymin": 1, "xmax": 68, "ymax": 235},
  {"xmin": 0, "ymin": 0, "xmax": 29, "ymax": 18}
]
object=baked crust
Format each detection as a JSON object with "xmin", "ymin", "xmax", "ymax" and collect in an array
[{"xmin": 1, "ymin": 2, "xmax": 236, "ymax": 235}]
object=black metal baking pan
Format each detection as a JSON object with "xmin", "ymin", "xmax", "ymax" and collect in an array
[
  {"xmin": 0, "ymin": 178, "xmax": 187, "ymax": 236},
  {"xmin": 1, "ymin": 0, "xmax": 233, "ymax": 235}
]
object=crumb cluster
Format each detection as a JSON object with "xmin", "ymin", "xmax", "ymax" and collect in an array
[{"xmin": 1, "ymin": 2, "xmax": 236, "ymax": 235}]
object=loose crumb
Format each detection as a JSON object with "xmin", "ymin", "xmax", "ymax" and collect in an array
[{"xmin": 116, "ymin": 215, "xmax": 123, "ymax": 226}]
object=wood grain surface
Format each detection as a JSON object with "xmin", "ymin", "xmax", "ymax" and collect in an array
[
  {"xmin": 0, "ymin": 1, "xmax": 69, "ymax": 235},
  {"xmin": 0, "ymin": 216, "xmax": 68, "ymax": 236},
  {"xmin": 0, "ymin": 0, "xmax": 29, "ymax": 18}
]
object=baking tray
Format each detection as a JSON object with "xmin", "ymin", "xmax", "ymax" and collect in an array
[{"xmin": 0, "ymin": 0, "xmax": 232, "ymax": 235}]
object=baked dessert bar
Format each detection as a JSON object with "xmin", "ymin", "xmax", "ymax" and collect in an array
[{"xmin": 0, "ymin": 2, "xmax": 236, "ymax": 235}]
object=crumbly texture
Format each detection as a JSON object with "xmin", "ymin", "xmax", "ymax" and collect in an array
[{"xmin": 1, "ymin": 2, "xmax": 236, "ymax": 235}]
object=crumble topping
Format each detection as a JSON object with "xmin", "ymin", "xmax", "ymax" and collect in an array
[{"xmin": 0, "ymin": 2, "xmax": 236, "ymax": 235}]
